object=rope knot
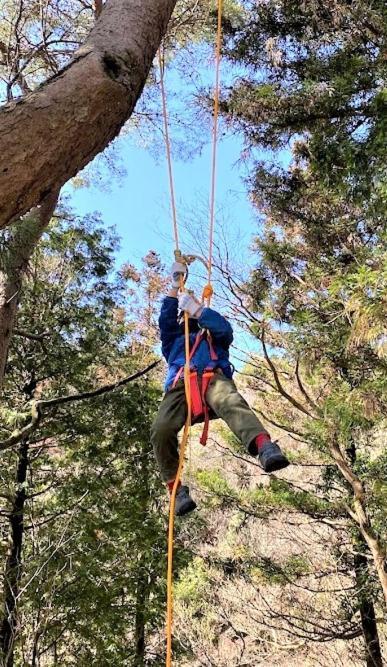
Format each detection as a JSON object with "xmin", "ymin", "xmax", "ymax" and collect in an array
[{"xmin": 202, "ymin": 284, "xmax": 214, "ymax": 303}]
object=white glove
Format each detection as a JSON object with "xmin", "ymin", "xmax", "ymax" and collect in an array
[
  {"xmin": 170, "ymin": 261, "xmax": 186, "ymax": 288},
  {"xmin": 178, "ymin": 293, "xmax": 202, "ymax": 318}
]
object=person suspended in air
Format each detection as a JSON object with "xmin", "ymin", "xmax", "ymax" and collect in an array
[{"xmin": 151, "ymin": 261, "xmax": 290, "ymax": 516}]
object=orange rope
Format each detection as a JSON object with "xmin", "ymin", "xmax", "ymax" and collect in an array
[
  {"xmin": 207, "ymin": 0, "xmax": 223, "ymax": 304},
  {"xmin": 158, "ymin": 46, "xmax": 192, "ymax": 667},
  {"xmin": 159, "ymin": 0, "xmax": 223, "ymax": 660},
  {"xmin": 166, "ymin": 311, "xmax": 191, "ymax": 666}
]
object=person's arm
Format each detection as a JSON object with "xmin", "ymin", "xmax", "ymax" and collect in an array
[
  {"xmin": 177, "ymin": 292, "xmax": 233, "ymax": 347},
  {"xmin": 158, "ymin": 262, "xmax": 188, "ymax": 359},
  {"xmin": 159, "ymin": 295, "xmax": 181, "ymax": 360},
  {"xmin": 198, "ymin": 307, "xmax": 233, "ymax": 347}
]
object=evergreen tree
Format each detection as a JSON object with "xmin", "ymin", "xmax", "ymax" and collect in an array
[
  {"xmin": 206, "ymin": 2, "xmax": 387, "ymax": 662},
  {"xmin": 0, "ymin": 211, "xmax": 174, "ymax": 664}
]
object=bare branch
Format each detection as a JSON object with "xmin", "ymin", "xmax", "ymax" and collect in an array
[
  {"xmin": 329, "ymin": 440, "xmax": 387, "ymax": 602},
  {"xmin": 295, "ymin": 356, "xmax": 319, "ymax": 412},
  {"xmin": 13, "ymin": 329, "xmax": 50, "ymax": 342},
  {"xmin": 261, "ymin": 328, "xmax": 316, "ymax": 418},
  {"xmin": 0, "ymin": 360, "xmax": 160, "ymax": 452},
  {"xmin": 255, "ymin": 408, "xmax": 309, "ymax": 442},
  {"xmin": 39, "ymin": 359, "xmax": 160, "ymax": 408}
]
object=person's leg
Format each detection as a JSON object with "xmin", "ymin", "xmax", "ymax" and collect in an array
[
  {"xmin": 151, "ymin": 382, "xmax": 197, "ymax": 515},
  {"xmin": 205, "ymin": 375, "xmax": 267, "ymax": 452},
  {"xmin": 151, "ymin": 383, "xmax": 187, "ymax": 482},
  {"xmin": 205, "ymin": 374, "xmax": 289, "ymax": 472}
]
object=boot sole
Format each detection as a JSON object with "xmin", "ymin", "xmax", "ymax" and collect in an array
[
  {"xmin": 262, "ymin": 455, "xmax": 290, "ymax": 474},
  {"xmin": 175, "ymin": 499, "xmax": 197, "ymax": 517}
]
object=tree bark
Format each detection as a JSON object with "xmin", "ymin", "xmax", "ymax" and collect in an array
[
  {"xmin": 0, "ymin": 192, "xmax": 58, "ymax": 390},
  {"xmin": 354, "ymin": 551, "xmax": 383, "ymax": 667},
  {"xmin": 133, "ymin": 436, "xmax": 152, "ymax": 666},
  {"xmin": 345, "ymin": 439, "xmax": 383, "ymax": 667},
  {"xmin": 0, "ymin": 0, "xmax": 178, "ymax": 229},
  {"xmin": 0, "ymin": 440, "xmax": 29, "ymax": 666},
  {"xmin": 329, "ymin": 440, "xmax": 387, "ymax": 604},
  {"xmin": 134, "ymin": 573, "xmax": 148, "ymax": 667}
]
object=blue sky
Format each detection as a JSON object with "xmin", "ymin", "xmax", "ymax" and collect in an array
[
  {"xmin": 63, "ymin": 44, "xmax": 268, "ymax": 275},
  {"xmin": 63, "ymin": 115, "xmax": 265, "ymax": 364},
  {"xmin": 62, "ymin": 50, "xmax": 291, "ymax": 364},
  {"xmin": 63, "ymin": 49, "xmax": 291, "ymax": 278},
  {"xmin": 64, "ymin": 124, "xmax": 258, "ymax": 270},
  {"xmin": 61, "ymin": 50, "xmax": 293, "ymax": 365}
]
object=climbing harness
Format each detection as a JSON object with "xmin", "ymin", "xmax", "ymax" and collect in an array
[
  {"xmin": 172, "ymin": 330, "xmax": 219, "ymax": 446},
  {"xmin": 158, "ymin": 1, "xmax": 223, "ymax": 664}
]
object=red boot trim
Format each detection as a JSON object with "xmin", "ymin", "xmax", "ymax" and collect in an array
[{"xmin": 255, "ymin": 433, "xmax": 271, "ymax": 452}]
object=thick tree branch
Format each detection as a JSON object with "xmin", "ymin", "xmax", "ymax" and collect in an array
[
  {"xmin": 13, "ymin": 329, "xmax": 50, "ymax": 342},
  {"xmin": 0, "ymin": 0, "xmax": 178, "ymax": 228},
  {"xmin": 39, "ymin": 359, "xmax": 160, "ymax": 408},
  {"xmin": 0, "ymin": 360, "xmax": 160, "ymax": 452},
  {"xmin": 329, "ymin": 440, "xmax": 387, "ymax": 604}
]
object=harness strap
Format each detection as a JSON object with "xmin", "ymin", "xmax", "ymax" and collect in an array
[
  {"xmin": 199, "ymin": 369, "xmax": 214, "ymax": 446},
  {"xmin": 173, "ymin": 367, "xmax": 215, "ymax": 446},
  {"xmin": 171, "ymin": 331, "xmax": 218, "ymax": 446},
  {"xmin": 189, "ymin": 371, "xmax": 203, "ymax": 418},
  {"xmin": 172, "ymin": 331, "xmax": 204, "ymax": 388},
  {"xmin": 207, "ymin": 331, "xmax": 218, "ymax": 362}
]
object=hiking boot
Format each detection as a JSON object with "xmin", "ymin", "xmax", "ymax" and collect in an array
[
  {"xmin": 174, "ymin": 485, "xmax": 197, "ymax": 517},
  {"xmin": 258, "ymin": 441, "xmax": 290, "ymax": 473}
]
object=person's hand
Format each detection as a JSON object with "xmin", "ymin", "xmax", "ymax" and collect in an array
[
  {"xmin": 178, "ymin": 293, "xmax": 203, "ymax": 318},
  {"xmin": 170, "ymin": 261, "xmax": 187, "ymax": 288}
]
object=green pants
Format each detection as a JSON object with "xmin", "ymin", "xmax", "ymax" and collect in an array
[{"xmin": 151, "ymin": 374, "xmax": 268, "ymax": 482}]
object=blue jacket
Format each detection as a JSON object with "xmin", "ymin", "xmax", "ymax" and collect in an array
[{"xmin": 159, "ymin": 296, "xmax": 234, "ymax": 389}]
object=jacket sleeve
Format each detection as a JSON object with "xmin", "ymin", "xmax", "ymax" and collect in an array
[
  {"xmin": 198, "ymin": 307, "xmax": 233, "ymax": 348},
  {"xmin": 159, "ymin": 296, "xmax": 181, "ymax": 360}
]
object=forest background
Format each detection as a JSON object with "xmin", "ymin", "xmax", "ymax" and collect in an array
[{"xmin": 0, "ymin": 0, "xmax": 386, "ymax": 665}]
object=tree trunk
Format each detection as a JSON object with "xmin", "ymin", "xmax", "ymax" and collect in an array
[
  {"xmin": 134, "ymin": 573, "xmax": 148, "ymax": 667},
  {"xmin": 354, "ymin": 551, "xmax": 383, "ymax": 667},
  {"xmin": 330, "ymin": 440, "xmax": 387, "ymax": 604},
  {"xmin": 0, "ymin": 192, "xmax": 58, "ymax": 390},
  {"xmin": 0, "ymin": 0, "xmax": 178, "ymax": 229},
  {"xmin": 0, "ymin": 440, "xmax": 29, "ymax": 666},
  {"xmin": 0, "ymin": 275, "xmax": 20, "ymax": 391},
  {"xmin": 347, "ymin": 438, "xmax": 383, "ymax": 666},
  {"xmin": 133, "ymin": 436, "xmax": 152, "ymax": 666}
]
